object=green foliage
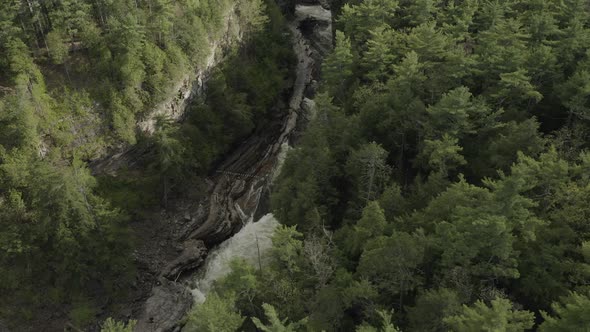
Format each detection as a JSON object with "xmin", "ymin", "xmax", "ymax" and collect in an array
[
  {"xmin": 356, "ymin": 310, "xmax": 400, "ymax": 332},
  {"xmin": 444, "ymin": 298, "xmax": 535, "ymax": 332},
  {"xmin": 271, "ymin": 225, "xmax": 305, "ymax": 274},
  {"xmin": 101, "ymin": 318, "xmax": 137, "ymax": 332},
  {"xmin": 151, "ymin": 116, "xmax": 187, "ymax": 207},
  {"xmin": 346, "ymin": 143, "xmax": 392, "ymax": 203},
  {"xmin": 419, "ymin": 134, "xmax": 466, "ymax": 174},
  {"xmin": 0, "ymin": 0, "xmax": 289, "ymax": 329},
  {"xmin": 540, "ymin": 291, "xmax": 590, "ymax": 331},
  {"xmin": 184, "ymin": 293, "xmax": 245, "ymax": 332},
  {"xmin": 260, "ymin": 1, "xmax": 590, "ymax": 331},
  {"xmin": 407, "ymin": 288, "xmax": 462, "ymax": 332},
  {"xmin": 4, "ymin": 0, "xmax": 590, "ymax": 330},
  {"xmin": 357, "ymin": 231, "xmax": 426, "ymax": 304},
  {"xmin": 251, "ymin": 303, "xmax": 308, "ymax": 332},
  {"xmin": 69, "ymin": 300, "xmax": 100, "ymax": 327},
  {"xmin": 323, "ymin": 31, "xmax": 354, "ymax": 102},
  {"xmin": 340, "ymin": 0, "xmax": 399, "ymax": 44},
  {"xmin": 338, "ymin": 201, "xmax": 388, "ymax": 259},
  {"xmin": 215, "ymin": 259, "xmax": 260, "ymax": 303},
  {"xmin": 161, "ymin": 0, "xmax": 295, "ymax": 193},
  {"xmin": 0, "ymin": 0, "xmax": 271, "ymax": 149},
  {"xmin": 46, "ymin": 30, "xmax": 69, "ymax": 65}
]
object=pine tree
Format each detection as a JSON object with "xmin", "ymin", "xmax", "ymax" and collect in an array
[
  {"xmin": 184, "ymin": 293, "xmax": 245, "ymax": 332},
  {"xmin": 252, "ymin": 303, "xmax": 308, "ymax": 332},
  {"xmin": 322, "ymin": 30, "xmax": 354, "ymax": 103},
  {"xmin": 357, "ymin": 231, "xmax": 426, "ymax": 307},
  {"xmin": 444, "ymin": 298, "xmax": 535, "ymax": 332},
  {"xmin": 407, "ymin": 288, "xmax": 462, "ymax": 332},
  {"xmin": 346, "ymin": 142, "xmax": 392, "ymax": 203},
  {"xmin": 540, "ymin": 291, "xmax": 590, "ymax": 331},
  {"xmin": 356, "ymin": 310, "xmax": 401, "ymax": 332}
]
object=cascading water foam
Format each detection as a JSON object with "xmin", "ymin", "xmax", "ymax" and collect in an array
[{"xmin": 190, "ymin": 213, "xmax": 279, "ymax": 304}]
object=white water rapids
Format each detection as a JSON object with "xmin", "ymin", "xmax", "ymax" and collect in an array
[
  {"xmin": 189, "ymin": 142, "xmax": 290, "ymax": 303},
  {"xmin": 189, "ymin": 213, "xmax": 280, "ymax": 303}
]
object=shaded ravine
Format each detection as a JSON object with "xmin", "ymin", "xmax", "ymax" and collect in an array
[{"xmin": 133, "ymin": 2, "xmax": 332, "ymax": 331}]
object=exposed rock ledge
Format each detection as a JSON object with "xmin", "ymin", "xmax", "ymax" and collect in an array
[
  {"xmin": 90, "ymin": 4, "xmax": 242, "ymax": 175},
  {"xmin": 137, "ymin": 5, "xmax": 242, "ymax": 134}
]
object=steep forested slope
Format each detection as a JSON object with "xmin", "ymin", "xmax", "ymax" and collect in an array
[
  {"xmin": 0, "ymin": 0, "xmax": 291, "ymax": 329},
  {"xmin": 194, "ymin": 0, "xmax": 590, "ymax": 331},
  {"xmin": 3, "ymin": 0, "xmax": 590, "ymax": 330}
]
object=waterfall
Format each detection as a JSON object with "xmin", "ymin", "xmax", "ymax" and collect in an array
[
  {"xmin": 189, "ymin": 213, "xmax": 280, "ymax": 304},
  {"xmin": 133, "ymin": 2, "xmax": 332, "ymax": 329}
]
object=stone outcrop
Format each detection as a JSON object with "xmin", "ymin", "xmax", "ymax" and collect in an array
[
  {"xmin": 134, "ymin": 278, "xmax": 193, "ymax": 332},
  {"xmin": 161, "ymin": 240, "xmax": 208, "ymax": 280},
  {"xmin": 90, "ymin": 4, "xmax": 242, "ymax": 175}
]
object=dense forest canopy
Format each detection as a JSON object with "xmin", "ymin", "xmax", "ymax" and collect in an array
[
  {"xmin": 193, "ymin": 0, "xmax": 590, "ymax": 331},
  {"xmin": 0, "ymin": 0, "xmax": 291, "ymax": 328},
  {"xmin": 2, "ymin": 0, "xmax": 590, "ymax": 331}
]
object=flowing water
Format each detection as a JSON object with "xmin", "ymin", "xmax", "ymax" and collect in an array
[{"xmin": 189, "ymin": 213, "xmax": 280, "ymax": 304}]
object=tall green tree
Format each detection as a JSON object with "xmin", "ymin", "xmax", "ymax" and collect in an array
[
  {"xmin": 252, "ymin": 303, "xmax": 308, "ymax": 332},
  {"xmin": 444, "ymin": 298, "xmax": 535, "ymax": 332},
  {"xmin": 184, "ymin": 293, "xmax": 245, "ymax": 332},
  {"xmin": 323, "ymin": 30, "xmax": 354, "ymax": 103},
  {"xmin": 357, "ymin": 231, "xmax": 426, "ymax": 307},
  {"xmin": 539, "ymin": 291, "xmax": 590, "ymax": 332},
  {"xmin": 346, "ymin": 143, "xmax": 392, "ymax": 203}
]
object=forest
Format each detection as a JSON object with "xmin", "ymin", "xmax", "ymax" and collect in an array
[
  {"xmin": 1, "ymin": 0, "xmax": 590, "ymax": 331},
  {"xmin": 194, "ymin": 0, "xmax": 590, "ymax": 331},
  {"xmin": 0, "ymin": 0, "xmax": 289, "ymax": 329}
]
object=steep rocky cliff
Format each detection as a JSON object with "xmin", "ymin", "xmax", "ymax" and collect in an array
[
  {"xmin": 137, "ymin": 5, "xmax": 243, "ymax": 134},
  {"xmin": 90, "ymin": 5, "xmax": 243, "ymax": 174}
]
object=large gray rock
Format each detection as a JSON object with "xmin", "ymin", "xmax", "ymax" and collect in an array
[
  {"xmin": 134, "ymin": 278, "xmax": 193, "ymax": 332},
  {"xmin": 161, "ymin": 240, "xmax": 207, "ymax": 280}
]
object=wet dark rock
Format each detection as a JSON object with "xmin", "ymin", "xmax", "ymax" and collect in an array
[
  {"xmin": 161, "ymin": 240, "xmax": 207, "ymax": 280},
  {"xmin": 134, "ymin": 278, "xmax": 193, "ymax": 332}
]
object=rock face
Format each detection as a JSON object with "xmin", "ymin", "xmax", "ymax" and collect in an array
[
  {"xmin": 294, "ymin": 3, "xmax": 333, "ymax": 58},
  {"xmin": 134, "ymin": 278, "xmax": 193, "ymax": 332},
  {"xmin": 132, "ymin": 1, "xmax": 332, "ymax": 331},
  {"xmin": 187, "ymin": 1, "xmax": 332, "ymax": 247},
  {"xmin": 137, "ymin": 5, "xmax": 243, "ymax": 135},
  {"xmin": 90, "ymin": 4, "xmax": 242, "ymax": 175},
  {"xmin": 161, "ymin": 240, "xmax": 207, "ymax": 280}
]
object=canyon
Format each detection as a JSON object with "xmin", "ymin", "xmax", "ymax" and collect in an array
[{"xmin": 119, "ymin": 2, "xmax": 332, "ymax": 331}]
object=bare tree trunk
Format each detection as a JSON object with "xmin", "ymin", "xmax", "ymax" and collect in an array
[
  {"xmin": 366, "ymin": 159, "xmax": 375, "ymax": 202},
  {"xmin": 97, "ymin": 0, "xmax": 106, "ymax": 27},
  {"xmin": 163, "ymin": 177, "xmax": 168, "ymax": 209},
  {"xmin": 64, "ymin": 60, "xmax": 72, "ymax": 84},
  {"xmin": 398, "ymin": 132, "xmax": 405, "ymax": 183},
  {"xmin": 25, "ymin": 0, "xmax": 49, "ymax": 51},
  {"xmin": 255, "ymin": 232, "xmax": 262, "ymax": 271}
]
